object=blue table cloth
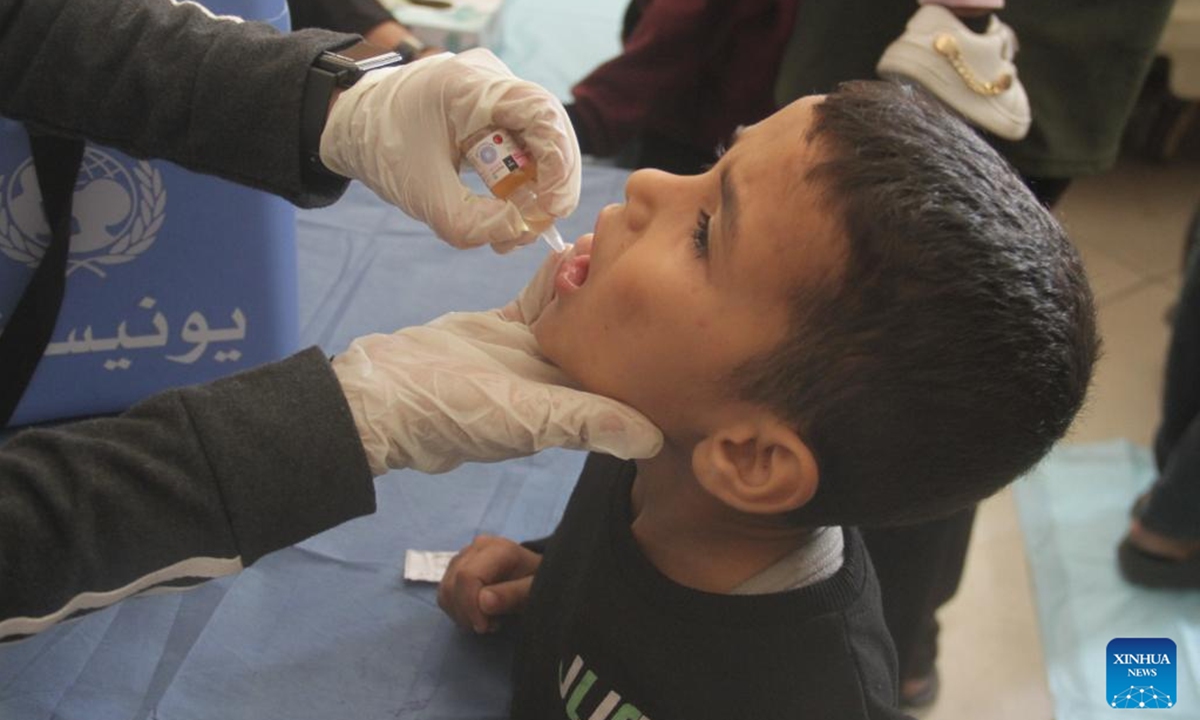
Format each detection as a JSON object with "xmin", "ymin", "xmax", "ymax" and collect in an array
[{"xmin": 0, "ymin": 167, "xmax": 632, "ymax": 720}]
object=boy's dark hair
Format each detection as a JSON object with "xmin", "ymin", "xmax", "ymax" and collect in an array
[{"xmin": 735, "ymin": 81, "xmax": 1098, "ymax": 528}]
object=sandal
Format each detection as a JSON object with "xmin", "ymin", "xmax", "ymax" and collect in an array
[
  {"xmin": 900, "ymin": 667, "xmax": 940, "ymax": 709},
  {"xmin": 1118, "ymin": 536, "xmax": 1200, "ymax": 589}
]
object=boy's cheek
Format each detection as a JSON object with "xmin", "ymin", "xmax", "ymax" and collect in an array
[{"xmin": 603, "ymin": 269, "xmax": 658, "ymax": 328}]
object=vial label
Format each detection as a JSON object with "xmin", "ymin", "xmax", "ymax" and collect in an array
[{"xmin": 465, "ymin": 130, "xmax": 530, "ymax": 189}]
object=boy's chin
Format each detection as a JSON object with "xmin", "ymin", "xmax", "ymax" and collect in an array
[
  {"xmin": 531, "ymin": 310, "xmax": 570, "ymax": 370},
  {"xmin": 531, "ymin": 314, "xmax": 608, "ymax": 398}
]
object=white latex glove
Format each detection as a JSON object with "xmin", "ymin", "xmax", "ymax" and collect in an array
[
  {"xmin": 319, "ymin": 49, "xmax": 582, "ymax": 253},
  {"xmin": 332, "ymin": 249, "xmax": 663, "ymax": 475}
]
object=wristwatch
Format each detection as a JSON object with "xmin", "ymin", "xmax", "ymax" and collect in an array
[{"xmin": 302, "ymin": 40, "xmax": 406, "ymax": 177}]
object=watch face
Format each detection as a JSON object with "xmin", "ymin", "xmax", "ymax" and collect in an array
[
  {"xmin": 335, "ymin": 41, "xmax": 400, "ymax": 65},
  {"xmin": 322, "ymin": 42, "xmax": 404, "ymax": 85}
]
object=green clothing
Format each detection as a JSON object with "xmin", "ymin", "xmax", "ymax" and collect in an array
[{"xmin": 774, "ymin": 0, "xmax": 1174, "ymax": 177}]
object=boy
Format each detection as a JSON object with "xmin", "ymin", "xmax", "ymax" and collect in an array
[{"xmin": 438, "ymin": 81, "xmax": 1097, "ymax": 719}]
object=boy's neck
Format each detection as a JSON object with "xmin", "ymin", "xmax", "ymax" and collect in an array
[{"xmin": 630, "ymin": 447, "xmax": 815, "ymax": 594}]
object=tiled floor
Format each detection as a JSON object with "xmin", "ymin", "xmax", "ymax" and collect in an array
[{"xmin": 914, "ymin": 156, "xmax": 1199, "ymax": 720}]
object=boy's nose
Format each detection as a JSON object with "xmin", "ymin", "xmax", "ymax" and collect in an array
[{"xmin": 623, "ymin": 168, "xmax": 675, "ymax": 232}]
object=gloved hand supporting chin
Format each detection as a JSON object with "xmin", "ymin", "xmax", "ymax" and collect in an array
[{"xmin": 332, "ymin": 248, "xmax": 663, "ymax": 475}]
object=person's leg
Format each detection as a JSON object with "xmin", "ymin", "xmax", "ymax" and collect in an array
[
  {"xmin": 1143, "ymin": 423, "xmax": 1200, "ymax": 543},
  {"xmin": 1121, "ymin": 205, "xmax": 1200, "ymax": 585},
  {"xmin": 862, "ymin": 507, "xmax": 977, "ymax": 707},
  {"xmin": 1153, "ymin": 209, "xmax": 1200, "ymax": 480},
  {"xmin": 920, "ymin": 1, "xmax": 1001, "ymax": 34}
]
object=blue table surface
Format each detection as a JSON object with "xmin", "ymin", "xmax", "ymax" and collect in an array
[{"xmin": 0, "ymin": 166, "xmax": 633, "ymax": 720}]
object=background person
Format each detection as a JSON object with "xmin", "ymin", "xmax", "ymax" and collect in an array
[
  {"xmin": 564, "ymin": 0, "xmax": 801, "ymax": 175},
  {"xmin": 287, "ymin": 0, "xmax": 442, "ymax": 61},
  {"xmin": 1119, "ymin": 203, "xmax": 1200, "ymax": 589}
]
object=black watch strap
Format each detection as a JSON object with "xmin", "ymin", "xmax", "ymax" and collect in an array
[{"xmin": 301, "ymin": 41, "xmax": 405, "ymax": 177}]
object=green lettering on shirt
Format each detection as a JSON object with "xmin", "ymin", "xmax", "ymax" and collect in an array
[
  {"xmin": 566, "ymin": 670, "xmax": 598, "ymax": 720},
  {"xmin": 558, "ymin": 653, "xmax": 649, "ymax": 720},
  {"xmin": 610, "ymin": 703, "xmax": 645, "ymax": 720}
]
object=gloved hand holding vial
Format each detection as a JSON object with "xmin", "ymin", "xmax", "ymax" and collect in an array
[{"xmin": 320, "ymin": 49, "xmax": 581, "ymax": 253}]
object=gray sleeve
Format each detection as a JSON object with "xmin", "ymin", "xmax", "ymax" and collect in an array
[
  {"xmin": 0, "ymin": 0, "xmax": 354, "ymax": 207},
  {"xmin": 0, "ymin": 347, "xmax": 376, "ymax": 640}
]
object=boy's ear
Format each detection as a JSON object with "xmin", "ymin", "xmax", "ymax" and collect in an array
[{"xmin": 691, "ymin": 416, "xmax": 818, "ymax": 516}]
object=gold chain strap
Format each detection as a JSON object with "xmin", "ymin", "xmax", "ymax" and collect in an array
[{"xmin": 933, "ymin": 34, "xmax": 1013, "ymax": 97}]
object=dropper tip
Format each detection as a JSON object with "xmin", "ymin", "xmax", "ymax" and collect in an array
[{"xmin": 540, "ymin": 225, "xmax": 567, "ymax": 253}]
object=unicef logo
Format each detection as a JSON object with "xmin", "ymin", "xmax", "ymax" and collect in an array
[{"xmin": 0, "ymin": 148, "xmax": 166, "ymax": 277}]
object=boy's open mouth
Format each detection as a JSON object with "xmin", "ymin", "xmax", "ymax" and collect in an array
[
  {"xmin": 554, "ymin": 233, "xmax": 593, "ymax": 295},
  {"xmin": 558, "ymin": 254, "xmax": 590, "ymax": 289}
]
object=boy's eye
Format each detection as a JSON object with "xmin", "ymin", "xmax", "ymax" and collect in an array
[{"xmin": 692, "ymin": 210, "xmax": 712, "ymax": 257}]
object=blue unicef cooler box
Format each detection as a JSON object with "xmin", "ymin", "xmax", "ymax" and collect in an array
[{"xmin": 0, "ymin": 0, "xmax": 298, "ymax": 427}]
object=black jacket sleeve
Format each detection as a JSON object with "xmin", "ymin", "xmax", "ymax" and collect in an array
[
  {"xmin": 0, "ymin": 0, "xmax": 355, "ymax": 207},
  {"xmin": 0, "ymin": 347, "xmax": 376, "ymax": 642}
]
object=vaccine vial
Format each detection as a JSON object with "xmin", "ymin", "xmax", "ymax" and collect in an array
[{"xmin": 463, "ymin": 128, "xmax": 566, "ymax": 252}]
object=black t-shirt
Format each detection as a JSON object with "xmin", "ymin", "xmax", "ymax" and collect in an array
[{"xmin": 512, "ymin": 453, "xmax": 913, "ymax": 720}]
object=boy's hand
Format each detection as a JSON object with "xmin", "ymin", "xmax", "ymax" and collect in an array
[{"xmin": 437, "ymin": 535, "xmax": 542, "ymax": 634}]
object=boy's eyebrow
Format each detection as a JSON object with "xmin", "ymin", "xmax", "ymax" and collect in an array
[
  {"xmin": 717, "ymin": 127, "xmax": 744, "ymax": 262},
  {"xmin": 719, "ymin": 164, "xmax": 739, "ymax": 262}
]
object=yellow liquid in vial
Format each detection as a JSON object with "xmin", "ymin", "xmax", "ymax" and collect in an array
[
  {"xmin": 489, "ymin": 163, "xmax": 536, "ymax": 201},
  {"xmin": 493, "ymin": 165, "xmax": 553, "ymax": 232}
]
